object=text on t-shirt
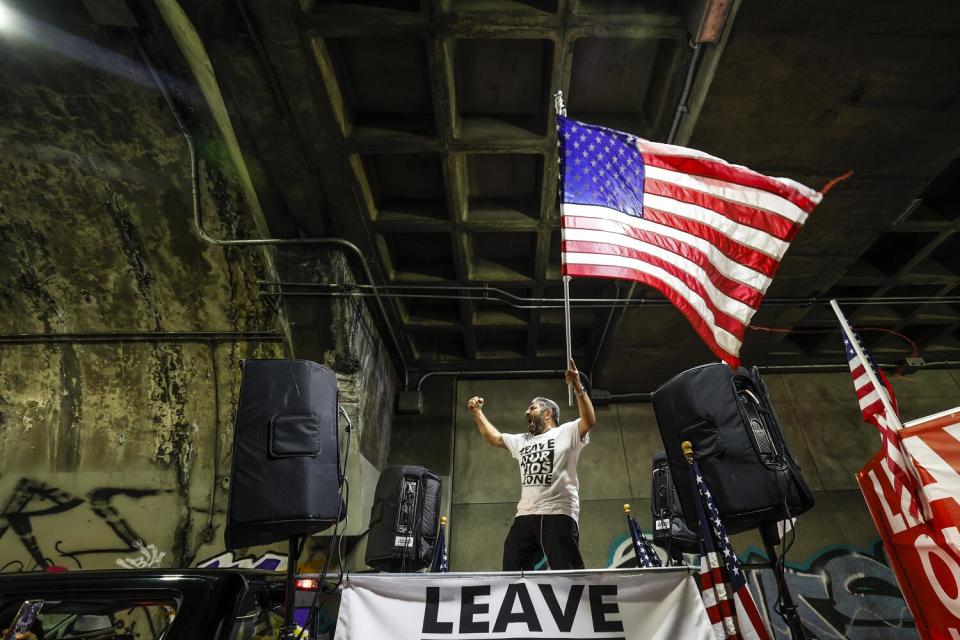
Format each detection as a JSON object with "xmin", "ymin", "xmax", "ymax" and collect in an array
[{"xmin": 519, "ymin": 438, "xmax": 555, "ymax": 486}]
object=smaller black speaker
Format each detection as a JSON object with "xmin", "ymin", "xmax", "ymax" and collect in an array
[
  {"xmin": 651, "ymin": 451, "xmax": 699, "ymax": 556},
  {"xmin": 225, "ymin": 359, "xmax": 344, "ymax": 549},
  {"xmin": 366, "ymin": 465, "xmax": 441, "ymax": 572}
]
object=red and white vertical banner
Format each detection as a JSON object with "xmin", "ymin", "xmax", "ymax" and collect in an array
[{"xmin": 857, "ymin": 407, "xmax": 960, "ymax": 639}]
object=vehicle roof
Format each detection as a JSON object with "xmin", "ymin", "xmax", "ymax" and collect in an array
[
  {"xmin": 0, "ymin": 568, "xmax": 286, "ymax": 585},
  {"xmin": 0, "ymin": 569, "xmax": 287, "ymax": 640}
]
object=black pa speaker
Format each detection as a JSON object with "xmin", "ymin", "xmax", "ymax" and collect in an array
[
  {"xmin": 651, "ymin": 451, "xmax": 699, "ymax": 555},
  {"xmin": 366, "ymin": 465, "xmax": 441, "ymax": 572},
  {"xmin": 225, "ymin": 359, "xmax": 344, "ymax": 549},
  {"xmin": 652, "ymin": 363, "xmax": 814, "ymax": 535}
]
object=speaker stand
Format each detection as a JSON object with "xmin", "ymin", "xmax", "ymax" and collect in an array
[
  {"xmin": 759, "ymin": 524, "xmax": 805, "ymax": 640},
  {"xmin": 667, "ymin": 548, "xmax": 685, "ymax": 566},
  {"xmin": 279, "ymin": 534, "xmax": 303, "ymax": 640}
]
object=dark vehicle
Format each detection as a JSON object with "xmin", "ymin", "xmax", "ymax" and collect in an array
[{"xmin": 0, "ymin": 569, "xmax": 300, "ymax": 640}]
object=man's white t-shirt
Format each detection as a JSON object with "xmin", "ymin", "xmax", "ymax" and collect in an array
[{"xmin": 501, "ymin": 419, "xmax": 589, "ymax": 522}]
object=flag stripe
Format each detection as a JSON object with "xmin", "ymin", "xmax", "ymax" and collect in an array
[
  {"xmin": 861, "ymin": 398, "xmax": 885, "ymax": 416},
  {"xmin": 881, "ymin": 429, "xmax": 920, "ymax": 518},
  {"xmin": 735, "ymin": 591, "xmax": 769, "ymax": 640},
  {"xmin": 853, "ymin": 370, "xmax": 871, "ymax": 389},
  {"xmin": 561, "ymin": 205, "xmax": 773, "ymax": 289},
  {"xmin": 562, "ymin": 257, "xmax": 744, "ymax": 356},
  {"xmin": 562, "ymin": 263, "xmax": 740, "ymax": 364},
  {"xmin": 643, "ymin": 164, "xmax": 810, "ymax": 226},
  {"xmin": 639, "ymin": 145, "xmax": 822, "ymax": 212},
  {"xmin": 562, "ymin": 205, "xmax": 770, "ymax": 292},
  {"xmin": 561, "ymin": 236, "xmax": 762, "ymax": 317},
  {"xmin": 641, "ymin": 208, "xmax": 782, "ymax": 277},
  {"xmin": 644, "ymin": 193, "xmax": 789, "ymax": 259},
  {"xmin": 705, "ymin": 606, "xmax": 722, "ymax": 625},
  {"xmin": 644, "ymin": 176, "xmax": 803, "ymax": 241}
]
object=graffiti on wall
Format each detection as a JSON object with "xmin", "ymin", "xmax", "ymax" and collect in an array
[
  {"xmin": 117, "ymin": 541, "xmax": 167, "ymax": 569},
  {"xmin": 0, "ymin": 477, "xmax": 320, "ymax": 574},
  {"xmin": 196, "ymin": 551, "xmax": 287, "ymax": 572},
  {"xmin": 607, "ymin": 534, "xmax": 917, "ymax": 639},
  {"xmin": 0, "ymin": 477, "xmax": 173, "ymax": 571},
  {"xmin": 196, "ymin": 543, "xmax": 344, "ymax": 574}
]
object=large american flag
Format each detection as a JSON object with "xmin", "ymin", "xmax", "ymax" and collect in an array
[
  {"xmin": 840, "ymin": 314, "xmax": 920, "ymax": 518},
  {"xmin": 558, "ymin": 116, "xmax": 823, "ymax": 368},
  {"xmin": 688, "ymin": 459, "xmax": 771, "ymax": 640}
]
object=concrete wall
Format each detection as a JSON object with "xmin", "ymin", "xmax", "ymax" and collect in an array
[
  {"xmin": 0, "ymin": 4, "xmax": 399, "ymax": 575},
  {"xmin": 389, "ymin": 375, "xmax": 456, "ymax": 513},
  {"xmin": 0, "ymin": 3, "xmax": 290, "ymax": 571}
]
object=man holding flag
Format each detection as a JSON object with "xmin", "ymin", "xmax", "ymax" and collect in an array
[{"xmin": 467, "ymin": 359, "xmax": 596, "ymax": 571}]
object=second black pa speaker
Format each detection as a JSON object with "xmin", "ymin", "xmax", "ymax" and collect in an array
[
  {"xmin": 651, "ymin": 451, "xmax": 699, "ymax": 555},
  {"xmin": 366, "ymin": 465, "xmax": 441, "ymax": 572},
  {"xmin": 224, "ymin": 359, "xmax": 344, "ymax": 549},
  {"xmin": 652, "ymin": 363, "xmax": 814, "ymax": 535}
]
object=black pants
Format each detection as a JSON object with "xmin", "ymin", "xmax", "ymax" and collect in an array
[{"xmin": 502, "ymin": 514, "xmax": 585, "ymax": 571}]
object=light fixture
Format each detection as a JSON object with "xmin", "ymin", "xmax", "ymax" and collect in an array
[
  {"xmin": 685, "ymin": 0, "xmax": 734, "ymax": 44},
  {"xmin": 0, "ymin": 3, "xmax": 13, "ymax": 31},
  {"xmin": 295, "ymin": 578, "xmax": 320, "ymax": 591}
]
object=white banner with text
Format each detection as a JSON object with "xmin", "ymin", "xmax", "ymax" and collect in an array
[{"xmin": 334, "ymin": 568, "xmax": 714, "ymax": 640}]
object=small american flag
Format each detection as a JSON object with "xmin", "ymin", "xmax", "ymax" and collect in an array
[
  {"xmin": 625, "ymin": 509, "xmax": 662, "ymax": 568},
  {"xmin": 558, "ymin": 116, "xmax": 823, "ymax": 368},
  {"xmin": 840, "ymin": 313, "xmax": 920, "ymax": 518},
  {"xmin": 688, "ymin": 460, "xmax": 771, "ymax": 640},
  {"xmin": 431, "ymin": 518, "xmax": 448, "ymax": 573}
]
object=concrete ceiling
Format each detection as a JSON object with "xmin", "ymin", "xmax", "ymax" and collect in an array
[{"xmin": 5, "ymin": 0, "xmax": 960, "ymax": 393}]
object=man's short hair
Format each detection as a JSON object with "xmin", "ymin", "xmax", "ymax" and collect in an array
[{"xmin": 534, "ymin": 397, "xmax": 560, "ymax": 425}]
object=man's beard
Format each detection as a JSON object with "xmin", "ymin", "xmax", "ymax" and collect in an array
[{"xmin": 528, "ymin": 416, "xmax": 546, "ymax": 435}]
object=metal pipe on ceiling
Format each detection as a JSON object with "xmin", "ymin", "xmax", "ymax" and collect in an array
[
  {"xmin": 258, "ymin": 283, "xmax": 960, "ymax": 310},
  {"xmin": 0, "ymin": 331, "xmax": 283, "ymax": 345},
  {"xmin": 550, "ymin": 360, "xmax": 960, "ymax": 404},
  {"xmin": 414, "ymin": 360, "xmax": 960, "ymax": 404},
  {"xmin": 667, "ymin": 40, "xmax": 704, "ymax": 144},
  {"xmin": 134, "ymin": 31, "xmax": 410, "ymax": 388},
  {"xmin": 602, "ymin": 392, "xmax": 652, "ymax": 402},
  {"xmin": 416, "ymin": 369, "xmax": 592, "ymax": 392}
]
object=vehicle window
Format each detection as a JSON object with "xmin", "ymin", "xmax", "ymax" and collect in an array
[
  {"xmin": 229, "ymin": 589, "xmax": 294, "ymax": 640},
  {"xmin": 2, "ymin": 598, "xmax": 178, "ymax": 640}
]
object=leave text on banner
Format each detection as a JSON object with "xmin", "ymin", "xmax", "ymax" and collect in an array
[{"xmin": 334, "ymin": 569, "xmax": 716, "ymax": 640}]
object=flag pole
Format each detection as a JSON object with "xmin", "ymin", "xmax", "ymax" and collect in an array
[
  {"xmin": 555, "ymin": 90, "xmax": 574, "ymax": 406},
  {"xmin": 830, "ymin": 299, "xmax": 924, "ymax": 520},
  {"xmin": 828, "ymin": 299, "xmax": 902, "ymax": 430},
  {"xmin": 564, "ymin": 275, "xmax": 574, "ymax": 406},
  {"xmin": 623, "ymin": 503, "xmax": 641, "ymax": 567}
]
